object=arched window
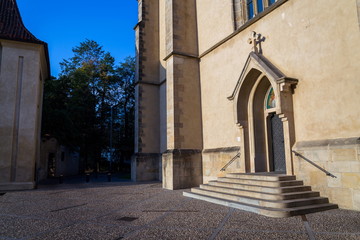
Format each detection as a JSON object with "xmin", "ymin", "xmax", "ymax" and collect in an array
[{"xmin": 265, "ymin": 87, "xmax": 276, "ymax": 109}]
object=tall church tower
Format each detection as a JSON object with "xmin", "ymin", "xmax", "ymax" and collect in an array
[
  {"xmin": 132, "ymin": 0, "xmax": 161, "ymax": 181},
  {"xmin": 133, "ymin": 0, "xmax": 203, "ymax": 189}
]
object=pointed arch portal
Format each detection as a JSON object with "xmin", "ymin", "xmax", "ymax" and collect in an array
[{"xmin": 228, "ymin": 52, "xmax": 298, "ymax": 174}]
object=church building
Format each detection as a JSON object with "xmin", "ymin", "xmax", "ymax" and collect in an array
[
  {"xmin": 133, "ymin": 0, "xmax": 360, "ymax": 216},
  {"xmin": 0, "ymin": 0, "xmax": 50, "ymax": 190}
]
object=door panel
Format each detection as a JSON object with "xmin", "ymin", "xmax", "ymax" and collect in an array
[{"xmin": 269, "ymin": 114, "xmax": 286, "ymax": 172}]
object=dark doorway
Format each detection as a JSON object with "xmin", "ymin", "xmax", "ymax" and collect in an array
[{"xmin": 268, "ymin": 113, "xmax": 286, "ymax": 172}]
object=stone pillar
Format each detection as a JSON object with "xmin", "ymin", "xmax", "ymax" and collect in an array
[
  {"xmin": 132, "ymin": 0, "xmax": 161, "ymax": 181},
  {"xmin": 278, "ymin": 78, "xmax": 298, "ymax": 175},
  {"xmin": 162, "ymin": 0, "xmax": 203, "ymax": 190}
]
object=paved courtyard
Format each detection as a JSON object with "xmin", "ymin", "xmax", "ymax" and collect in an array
[{"xmin": 0, "ymin": 177, "xmax": 359, "ymax": 240}]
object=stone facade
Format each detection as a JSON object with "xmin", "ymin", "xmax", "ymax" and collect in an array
[
  {"xmin": 134, "ymin": 0, "xmax": 360, "ymax": 210},
  {"xmin": 293, "ymin": 138, "xmax": 360, "ymax": 211},
  {"xmin": 132, "ymin": 0, "xmax": 162, "ymax": 181}
]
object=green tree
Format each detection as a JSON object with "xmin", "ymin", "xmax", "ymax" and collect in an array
[
  {"xmin": 42, "ymin": 40, "xmax": 135, "ymax": 173},
  {"xmin": 113, "ymin": 57, "xmax": 135, "ymax": 166}
]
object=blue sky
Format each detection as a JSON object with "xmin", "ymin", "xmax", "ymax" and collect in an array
[{"xmin": 17, "ymin": 0, "xmax": 138, "ymax": 77}]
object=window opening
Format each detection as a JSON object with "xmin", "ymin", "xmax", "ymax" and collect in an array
[
  {"xmin": 265, "ymin": 87, "xmax": 276, "ymax": 109},
  {"xmin": 246, "ymin": 0, "xmax": 277, "ymax": 21},
  {"xmin": 247, "ymin": 0, "xmax": 254, "ymax": 20},
  {"xmin": 268, "ymin": 0, "xmax": 276, "ymax": 6},
  {"xmin": 257, "ymin": 0, "xmax": 264, "ymax": 13}
]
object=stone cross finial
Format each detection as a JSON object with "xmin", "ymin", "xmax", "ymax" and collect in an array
[{"xmin": 248, "ymin": 31, "xmax": 265, "ymax": 54}]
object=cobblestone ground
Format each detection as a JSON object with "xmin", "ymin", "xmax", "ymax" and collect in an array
[{"xmin": 0, "ymin": 179, "xmax": 359, "ymax": 240}]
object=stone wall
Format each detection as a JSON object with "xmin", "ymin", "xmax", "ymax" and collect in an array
[
  {"xmin": 293, "ymin": 138, "xmax": 360, "ymax": 210},
  {"xmin": 202, "ymin": 147, "xmax": 241, "ymax": 184},
  {"xmin": 161, "ymin": 0, "xmax": 203, "ymax": 190},
  {"xmin": 162, "ymin": 150, "xmax": 202, "ymax": 190},
  {"xmin": 136, "ymin": 0, "xmax": 360, "ymax": 211},
  {"xmin": 131, "ymin": 153, "xmax": 160, "ymax": 181},
  {"xmin": 132, "ymin": 0, "xmax": 161, "ymax": 181}
]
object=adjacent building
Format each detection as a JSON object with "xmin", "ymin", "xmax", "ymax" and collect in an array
[
  {"xmin": 0, "ymin": 0, "xmax": 50, "ymax": 190},
  {"xmin": 133, "ymin": 0, "xmax": 360, "ymax": 212},
  {"xmin": 39, "ymin": 136, "xmax": 80, "ymax": 181}
]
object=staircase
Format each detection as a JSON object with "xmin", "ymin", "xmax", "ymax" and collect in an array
[{"xmin": 183, "ymin": 173, "xmax": 338, "ymax": 218}]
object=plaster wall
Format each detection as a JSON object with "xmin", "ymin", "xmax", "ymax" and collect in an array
[
  {"xmin": 199, "ymin": 0, "xmax": 360, "ymax": 149},
  {"xmin": 357, "ymin": 0, "xmax": 360, "ymax": 28},
  {"xmin": 0, "ymin": 40, "xmax": 44, "ymax": 190},
  {"xmin": 196, "ymin": 0, "xmax": 234, "ymax": 54}
]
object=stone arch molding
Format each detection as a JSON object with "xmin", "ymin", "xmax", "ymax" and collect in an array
[{"xmin": 228, "ymin": 52, "xmax": 298, "ymax": 174}]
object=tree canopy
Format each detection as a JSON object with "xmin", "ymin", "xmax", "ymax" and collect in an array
[{"xmin": 42, "ymin": 39, "xmax": 135, "ymax": 172}]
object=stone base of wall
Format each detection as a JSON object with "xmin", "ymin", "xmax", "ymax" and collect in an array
[
  {"xmin": 162, "ymin": 149, "xmax": 202, "ymax": 190},
  {"xmin": 293, "ymin": 137, "xmax": 360, "ymax": 211},
  {"xmin": 0, "ymin": 182, "xmax": 35, "ymax": 191},
  {"xmin": 131, "ymin": 153, "xmax": 161, "ymax": 181},
  {"xmin": 202, "ymin": 147, "xmax": 242, "ymax": 184}
]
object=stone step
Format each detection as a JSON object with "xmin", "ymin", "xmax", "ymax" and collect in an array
[
  {"xmin": 208, "ymin": 181, "xmax": 312, "ymax": 193},
  {"xmin": 226, "ymin": 173, "xmax": 296, "ymax": 181},
  {"xmin": 183, "ymin": 191, "xmax": 338, "ymax": 218},
  {"xmin": 184, "ymin": 173, "xmax": 338, "ymax": 218},
  {"xmin": 191, "ymin": 188, "xmax": 329, "ymax": 208},
  {"xmin": 217, "ymin": 177, "xmax": 304, "ymax": 187},
  {"xmin": 199, "ymin": 184, "xmax": 320, "ymax": 200}
]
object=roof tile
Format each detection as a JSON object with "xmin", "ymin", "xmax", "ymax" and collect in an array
[{"xmin": 0, "ymin": 0, "xmax": 44, "ymax": 44}]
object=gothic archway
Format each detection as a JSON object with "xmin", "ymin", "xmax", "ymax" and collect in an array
[
  {"xmin": 249, "ymin": 75, "xmax": 271, "ymax": 172},
  {"xmin": 228, "ymin": 52, "xmax": 298, "ymax": 174}
]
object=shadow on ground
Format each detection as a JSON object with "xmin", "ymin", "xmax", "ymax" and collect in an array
[{"xmin": 0, "ymin": 178, "xmax": 359, "ymax": 240}]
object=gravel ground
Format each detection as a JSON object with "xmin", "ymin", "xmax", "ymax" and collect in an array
[{"xmin": 0, "ymin": 179, "xmax": 359, "ymax": 240}]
